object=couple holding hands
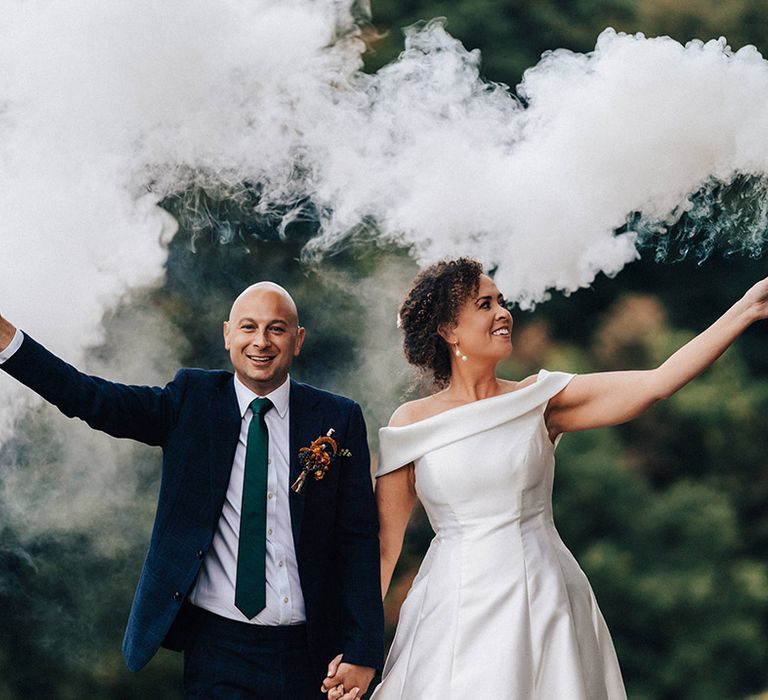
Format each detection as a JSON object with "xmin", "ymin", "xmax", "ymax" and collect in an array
[{"xmin": 2, "ymin": 257, "xmax": 767, "ymax": 699}]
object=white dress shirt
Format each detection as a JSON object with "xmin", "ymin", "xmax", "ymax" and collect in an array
[
  {"xmin": 0, "ymin": 329, "xmax": 305, "ymax": 624},
  {"xmin": 189, "ymin": 374, "xmax": 306, "ymax": 624}
]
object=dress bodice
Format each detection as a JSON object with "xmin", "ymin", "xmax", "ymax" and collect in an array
[{"xmin": 377, "ymin": 370, "xmax": 574, "ymax": 536}]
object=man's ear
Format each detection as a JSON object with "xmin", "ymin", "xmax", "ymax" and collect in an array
[
  {"xmin": 223, "ymin": 321, "xmax": 230, "ymax": 350},
  {"xmin": 293, "ymin": 326, "xmax": 306, "ymax": 357}
]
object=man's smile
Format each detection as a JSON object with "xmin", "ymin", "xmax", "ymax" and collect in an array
[{"xmin": 245, "ymin": 353, "xmax": 276, "ymax": 364}]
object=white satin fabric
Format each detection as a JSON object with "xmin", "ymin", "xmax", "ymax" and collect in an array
[{"xmin": 371, "ymin": 370, "xmax": 626, "ymax": 700}]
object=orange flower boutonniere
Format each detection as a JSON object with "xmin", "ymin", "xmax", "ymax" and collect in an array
[{"xmin": 291, "ymin": 428, "xmax": 352, "ymax": 493}]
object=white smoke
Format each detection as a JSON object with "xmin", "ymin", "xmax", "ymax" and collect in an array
[
  {"xmin": 300, "ymin": 25, "xmax": 768, "ymax": 303},
  {"xmin": 1, "ymin": 2, "xmax": 767, "ymax": 379},
  {"xmin": 0, "ymin": 0, "xmax": 360, "ymax": 354},
  {"xmin": 6, "ymin": 0, "xmax": 768, "ymax": 350}
]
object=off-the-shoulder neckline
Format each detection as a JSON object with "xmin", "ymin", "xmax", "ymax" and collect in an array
[{"xmin": 382, "ymin": 369, "xmax": 554, "ymax": 432}]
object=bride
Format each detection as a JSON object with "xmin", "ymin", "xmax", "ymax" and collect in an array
[{"xmin": 327, "ymin": 257, "xmax": 768, "ymax": 699}]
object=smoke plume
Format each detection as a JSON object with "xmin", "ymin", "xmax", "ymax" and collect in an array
[
  {"xmin": 2, "ymin": 0, "xmax": 768, "ymax": 528},
  {"xmin": 2, "ymin": 1, "xmax": 767, "ymax": 353}
]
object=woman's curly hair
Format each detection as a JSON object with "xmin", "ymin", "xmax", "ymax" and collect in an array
[{"xmin": 399, "ymin": 258, "xmax": 484, "ymax": 387}]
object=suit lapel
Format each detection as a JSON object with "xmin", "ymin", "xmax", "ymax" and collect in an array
[
  {"xmin": 289, "ymin": 379, "xmax": 323, "ymax": 550},
  {"xmin": 210, "ymin": 375, "xmax": 242, "ymax": 516}
]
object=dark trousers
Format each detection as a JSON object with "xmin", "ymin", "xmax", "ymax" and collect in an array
[{"xmin": 183, "ymin": 606, "xmax": 325, "ymax": 700}]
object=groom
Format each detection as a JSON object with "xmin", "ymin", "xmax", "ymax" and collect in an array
[{"xmin": 0, "ymin": 282, "xmax": 383, "ymax": 699}]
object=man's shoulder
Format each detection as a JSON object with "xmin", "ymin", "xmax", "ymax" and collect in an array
[{"xmin": 290, "ymin": 379, "xmax": 359, "ymax": 412}]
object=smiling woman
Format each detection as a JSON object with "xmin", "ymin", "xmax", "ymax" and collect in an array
[
  {"xmin": 368, "ymin": 257, "xmax": 768, "ymax": 699},
  {"xmin": 223, "ymin": 282, "xmax": 306, "ymax": 396},
  {"xmin": 396, "ymin": 258, "xmax": 506, "ymax": 388}
]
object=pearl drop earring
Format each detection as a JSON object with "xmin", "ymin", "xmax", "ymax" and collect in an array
[{"xmin": 454, "ymin": 344, "xmax": 468, "ymax": 362}]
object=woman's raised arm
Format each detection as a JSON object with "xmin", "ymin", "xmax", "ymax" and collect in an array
[{"xmin": 546, "ymin": 276, "xmax": 768, "ymax": 439}]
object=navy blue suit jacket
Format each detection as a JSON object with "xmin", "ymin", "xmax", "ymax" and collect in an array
[{"xmin": 1, "ymin": 334, "xmax": 384, "ymax": 676}]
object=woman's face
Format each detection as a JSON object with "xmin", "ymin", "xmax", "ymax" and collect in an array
[{"xmin": 447, "ymin": 274, "xmax": 513, "ymax": 363}]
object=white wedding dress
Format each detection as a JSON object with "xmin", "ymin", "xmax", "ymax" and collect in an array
[{"xmin": 371, "ymin": 370, "xmax": 626, "ymax": 699}]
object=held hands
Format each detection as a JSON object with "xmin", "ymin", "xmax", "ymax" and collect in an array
[
  {"xmin": 326, "ymin": 685, "xmax": 360, "ymax": 700},
  {"xmin": 321, "ymin": 654, "xmax": 375, "ymax": 699}
]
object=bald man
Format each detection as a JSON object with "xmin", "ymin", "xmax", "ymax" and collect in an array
[{"xmin": 0, "ymin": 284, "xmax": 384, "ymax": 699}]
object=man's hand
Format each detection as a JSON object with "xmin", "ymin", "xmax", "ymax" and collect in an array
[
  {"xmin": 0, "ymin": 314, "xmax": 17, "ymax": 353},
  {"xmin": 321, "ymin": 654, "xmax": 376, "ymax": 699}
]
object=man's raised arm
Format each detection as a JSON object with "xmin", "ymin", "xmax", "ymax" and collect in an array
[{"xmin": 0, "ymin": 311, "xmax": 179, "ymax": 446}]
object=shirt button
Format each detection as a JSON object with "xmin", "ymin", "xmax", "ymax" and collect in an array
[
  {"xmin": 283, "ymin": 596, "xmax": 289, "ymax": 604},
  {"xmin": 268, "ymin": 528, "xmax": 273, "ymax": 536},
  {"xmin": 278, "ymin": 560, "xmax": 284, "ymax": 567},
  {"xmin": 267, "ymin": 492, "xmax": 274, "ymax": 500},
  {"xmin": 268, "ymin": 458, "xmax": 272, "ymax": 465}
]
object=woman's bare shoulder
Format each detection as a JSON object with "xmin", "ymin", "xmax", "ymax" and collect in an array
[{"xmin": 388, "ymin": 393, "xmax": 449, "ymax": 427}]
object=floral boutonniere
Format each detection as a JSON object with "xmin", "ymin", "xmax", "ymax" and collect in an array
[{"xmin": 291, "ymin": 428, "xmax": 352, "ymax": 493}]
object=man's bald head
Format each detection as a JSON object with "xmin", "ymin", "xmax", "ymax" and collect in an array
[
  {"xmin": 228, "ymin": 282, "xmax": 299, "ymax": 327},
  {"xmin": 224, "ymin": 281, "xmax": 305, "ymax": 395}
]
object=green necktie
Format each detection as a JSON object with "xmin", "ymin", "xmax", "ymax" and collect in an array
[{"xmin": 235, "ymin": 397, "xmax": 273, "ymax": 619}]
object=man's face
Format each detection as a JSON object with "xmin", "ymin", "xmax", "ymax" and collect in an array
[{"xmin": 223, "ymin": 287, "xmax": 305, "ymax": 395}]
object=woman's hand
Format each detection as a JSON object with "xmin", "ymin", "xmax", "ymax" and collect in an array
[{"xmin": 740, "ymin": 276, "xmax": 768, "ymax": 322}]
